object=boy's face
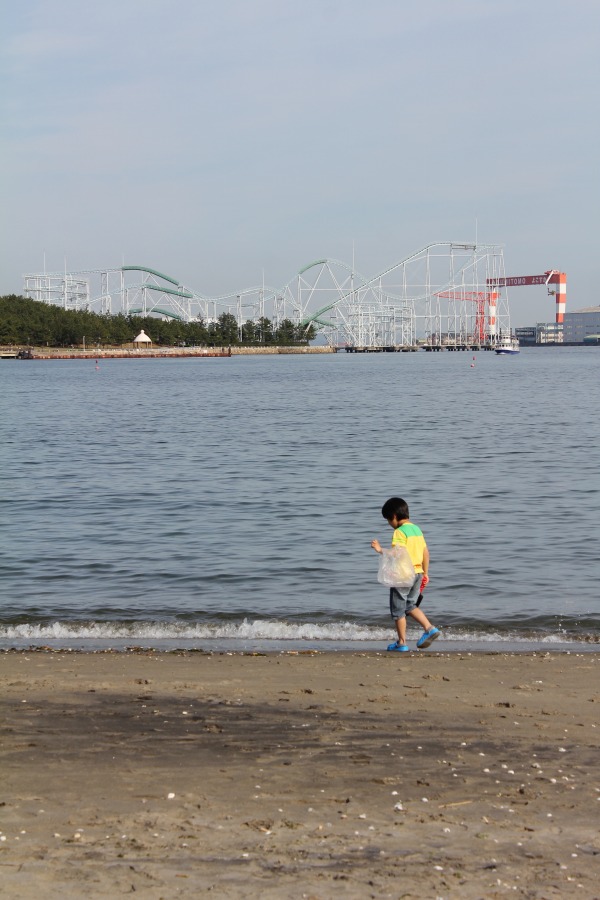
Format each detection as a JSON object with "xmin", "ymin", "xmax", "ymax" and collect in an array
[{"xmin": 387, "ymin": 515, "xmax": 401, "ymax": 529}]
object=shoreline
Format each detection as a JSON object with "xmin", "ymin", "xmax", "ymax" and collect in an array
[
  {"xmin": 3, "ymin": 343, "xmax": 598, "ymax": 361},
  {"xmin": 2, "ymin": 651, "xmax": 598, "ymax": 897},
  {"xmin": 0, "ymin": 345, "xmax": 334, "ymax": 359},
  {"xmin": 1, "ymin": 638, "xmax": 598, "ymax": 654},
  {"xmin": 2, "ymin": 343, "xmax": 597, "ymax": 361}
]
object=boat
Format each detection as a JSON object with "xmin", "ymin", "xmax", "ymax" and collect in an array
[{"xmin": 495, "ymin": 334, "xmax": 520, "ymax": 355}]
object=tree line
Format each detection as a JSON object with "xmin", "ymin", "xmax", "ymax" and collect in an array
[{"xmin": 0, "ymin": 295, "xmax": 316, "ymax": 347}]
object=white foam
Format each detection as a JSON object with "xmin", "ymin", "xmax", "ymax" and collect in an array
[
  {"xmin": 0, "ymin": 618, "xmax": 587, "ymax": 644},
  {"xmin": 0, "ymin": 619, "xmax": 389, "ymax": 642}
]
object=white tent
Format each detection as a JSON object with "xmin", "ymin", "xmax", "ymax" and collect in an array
[{"xmin": 133, "ymin": 329, "xmax": 152, "ymax": 345}]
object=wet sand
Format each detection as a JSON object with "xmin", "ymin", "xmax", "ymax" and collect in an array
[{"xmin": 1, "ymin": 650, "xmax": 599, "ymax": 898}]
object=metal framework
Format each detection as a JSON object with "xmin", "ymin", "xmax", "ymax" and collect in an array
[
  {"xmin": 23, "ymin": 272, "xmax": 90, "ymax": 311},
  {"xmin": 23, "ymin": 242, "xmax": 511, "ymax": 347}
]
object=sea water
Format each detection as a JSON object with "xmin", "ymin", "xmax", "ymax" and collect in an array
[{"xmin": 1, "ymin": 348, "xmax": 598, "ymax": 651}]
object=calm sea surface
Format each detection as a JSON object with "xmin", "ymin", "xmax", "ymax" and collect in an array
[{"xmin": 1, "ymin": 348, "xmax": 598, "ymax": 651}]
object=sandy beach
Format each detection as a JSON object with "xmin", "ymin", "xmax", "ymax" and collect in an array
[{"xmin": 1, "ymin": 650, "xmax": 599, "ymax": 898}]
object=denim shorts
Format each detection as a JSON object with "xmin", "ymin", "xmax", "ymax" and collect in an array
[{"xmin": 389, "ymin": 574, "xmax": 423, "ymax": 619}]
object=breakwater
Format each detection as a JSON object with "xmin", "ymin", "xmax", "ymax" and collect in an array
[{"xmin": 1, "ymin": 345, "xmax": 335, "ymax": 360}]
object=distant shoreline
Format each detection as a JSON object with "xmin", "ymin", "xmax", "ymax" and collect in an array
[
  {"xmin": 1, "ymin": 343, "xmax": 597, "ymax": 360},
  {"xmin": 0, "ymin": 345, "xmax": 334, "ymax": 360}
]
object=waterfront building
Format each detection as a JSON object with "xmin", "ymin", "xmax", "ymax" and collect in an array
[
  {"xmin": 563, "ymin": 306, "xmax": 600, "ymax": 344},
  {"xmin": 536, "ymin": 322, "xmax": 563, "ymax": 343},
  {"xmin": 515, "ymin": 326, "xmax": 537, "ymax": 346}
]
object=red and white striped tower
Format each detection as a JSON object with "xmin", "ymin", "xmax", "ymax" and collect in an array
[
  {"xmin": 487, "ymin": 291, "xmax": 497, "ymax": 337},
  {"xmin": 546, "ymin": 271, "xmax": 567, "ymax": 324}
]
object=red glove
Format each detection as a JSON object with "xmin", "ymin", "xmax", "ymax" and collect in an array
[{"xmin": 420, "ymin": 574, "xmax": 429, "ymax": 590}]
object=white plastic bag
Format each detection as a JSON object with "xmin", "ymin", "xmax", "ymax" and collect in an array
[{"xmin": 377, "ymin": 546, "xmax": 416, "ymax": 589}]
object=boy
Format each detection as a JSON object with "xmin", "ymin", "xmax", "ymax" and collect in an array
[{"xmin": 371, "ymin": 497, "xmax": 440, "ymax": 652}]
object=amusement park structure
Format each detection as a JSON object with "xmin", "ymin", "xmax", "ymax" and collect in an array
[{"xmin": 22, "ymin": 243, "xmax": 564, "ymax": 349}]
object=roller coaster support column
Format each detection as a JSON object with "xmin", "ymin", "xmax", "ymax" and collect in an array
[{"xmin": 237, "ymin": 294, "xmax": 243, "ymax": 341}]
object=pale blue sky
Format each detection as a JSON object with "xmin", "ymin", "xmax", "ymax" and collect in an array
[{"xmin": 2, "ymin": 0, "xmax": 599, "ymax": 324}]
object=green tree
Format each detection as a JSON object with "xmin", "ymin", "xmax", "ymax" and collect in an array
[
  {"xmin": 241, "ymin": 319, "xmax": 258, "ymax": 343},
  {"xmin": 275, "ymin": 318, "xmax": 297, "ymax": 345},
  {"xmin": 257, "ymin": 317, "xmax": 274, "ymax": 344},
  {"xmin": 0, "ymin": 295, "xmax": 318, "ymax": 348},
  {"xmin": 216, "ymin": 312, "xmax": 239, "ymax": 345}
]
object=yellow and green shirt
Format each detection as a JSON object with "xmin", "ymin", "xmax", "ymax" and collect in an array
[{"xmin": 391, "ymin": 522, "xmax": 427, "ymax": 573}]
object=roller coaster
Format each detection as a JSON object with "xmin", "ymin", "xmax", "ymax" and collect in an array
[{"xmin": 23, "ymin": 242, "xmax": 511, "ymax": 348}]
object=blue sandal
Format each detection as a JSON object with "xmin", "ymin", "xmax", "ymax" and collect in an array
[
  {"xmin": 387, "ymin": 642, "xmax": 410, "ymax": 652},
  {"xmin": 416, "ymin": 627, "xmax": 441, "ymax": 649}
]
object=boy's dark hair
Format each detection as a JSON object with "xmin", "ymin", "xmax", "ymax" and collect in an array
[{"xmin": 381, "ymin": 497, "xmax": 409, "ymax": 521}]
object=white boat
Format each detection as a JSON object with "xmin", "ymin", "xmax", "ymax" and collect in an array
[{"xmin": 495, "ymin": 334, "xmax": 520, "ymax": 355}]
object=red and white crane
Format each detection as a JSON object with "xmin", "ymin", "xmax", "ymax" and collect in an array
[
  {"xmin": 487, "ymin": 271, "xmax": 566, "ymax": 325},
  {"xmin": 436, "ymin": 291, "xmax": 499, "ymax": 344}
]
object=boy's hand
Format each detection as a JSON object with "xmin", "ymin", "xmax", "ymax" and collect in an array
[
  {"xmin": 371, "ymin": 539, "xmax": 383, "ymax": 553},
  {"xmin": 421, "ymin": 574, "xmax": 429, "ymax": 589}
]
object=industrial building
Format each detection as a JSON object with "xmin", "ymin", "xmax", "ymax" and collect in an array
[
  {"xmin": 516, "ymin": 307, "xmax": 600, "ymax": 345},
  {"xmin": 514, "ymin": 326, "xmax": 537, "ymax": 345},
  {"xmin": 515, "ymin": 323, "xmax": 563, "ymax": 345},
  {"xmin": 563, "ymin": 306, "xmax": 600, "ymax": 344}
]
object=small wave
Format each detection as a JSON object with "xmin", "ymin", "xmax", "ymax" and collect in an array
[
  {"xmin": 0, "ymin": 618, "xmax": 596, "ymax": 645},
  {"xmin": 0, "ymin": 619, "xmax": 390, "ymax": 642}
]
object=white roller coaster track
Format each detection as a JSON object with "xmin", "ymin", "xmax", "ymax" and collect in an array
[{"xmin": 23, "ymin": 242, "xmax": 509, "ymax": 348}]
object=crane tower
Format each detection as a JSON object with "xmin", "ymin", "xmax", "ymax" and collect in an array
[{"xmin": 487, "ymin": 270, "xmax": 566, "ymax": 326}]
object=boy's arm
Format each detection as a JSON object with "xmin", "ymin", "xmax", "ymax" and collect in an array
[{"xmin": 421, "ymin": 545, "xmax": 430, "ymax": 586}]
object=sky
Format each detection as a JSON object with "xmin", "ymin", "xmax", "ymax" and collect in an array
[{"xmin": 2, "ymin": 0, "xmax": 599, "ymax": 325}]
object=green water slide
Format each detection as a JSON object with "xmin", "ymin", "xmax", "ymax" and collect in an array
[
  {"xmin": 132, "ymin": 283, "xmax": 193, "ymax": 299},
  {"xmin": 296, "ymin": 259, "xmax": 352, "ymax": 328},
  {"xmin": 298, "ymin": 259, "xmax": 328, "ymax": 275},
  {"xmin": 128, "ymin": 308, "xmax": 184, "ymax": 321},
  {"xmin": 121, "ymin": 266, "xmax": 180, "ymax": 286},
  {"xmin": 122, "ymin": 268, "xmax": 192, "ymax": 320}
]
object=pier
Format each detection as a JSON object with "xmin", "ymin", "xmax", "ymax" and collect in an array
[
  {"xmin": 336, "ymin": 344, "xmax": 494, "ymax": 353},
  {"xmin": 336, "ymin": 345, "xmax": 419, "ymax": 353},
  {"xmin": 4, "ymin": 347, "xmax": 231, "ymax": 361}
]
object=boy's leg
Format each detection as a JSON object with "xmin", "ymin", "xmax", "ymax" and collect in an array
[
  {"xmin": 395, "ymin": 615, "xmax": 407, "ymax": 644},
  {"xmin": 407, "ymin": 606, "xmax": 434, "ymax": 632},
  {"xmin": 388, "ymin": 589, "xmax": 409, "ymax": 650}
]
